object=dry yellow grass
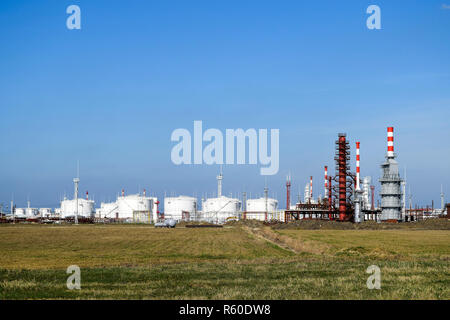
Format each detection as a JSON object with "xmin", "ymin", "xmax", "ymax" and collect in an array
[
  {"xmin": 0, "ymin": 224, "xmax": 290, "ymax": 270},
  {"xmin": 243, "ymin": 225, "xmax": 331, "ymax": 255},
  {"xmin": 0, "ymin": 224, "xmax": 448, "ymax": 299},
  {"xmin": 276, "ymin": 229, "xmax": 450, "ymax": 260}
]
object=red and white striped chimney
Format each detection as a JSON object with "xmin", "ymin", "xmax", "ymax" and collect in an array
[
  {"xmin": 143, "ymin": 189, "xmax": 146, "ymax": 196},
  {"xmin": 356, "ymin": 142, "xmax": 361, "ymax": 191},
  {"xmin": 387, "ymin": 127, "xmax": 394, "ymax": 158},
  {"xmin": 86, "ymin": 191, "xmax": 89, "ymax": 200},
  {"xmin": 310, "ymin": 176, "xmax": 313, "ymax": 201},
  {"xmin": 122, "ymin": 189, "xmax": 125, "ymax": 197},
  {"xmin": 324, "ymin": 166, "xmax": 328, "ymax": 198}
]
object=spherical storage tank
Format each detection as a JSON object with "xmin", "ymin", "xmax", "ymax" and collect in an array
[
  {"xmin": 116, "ymin": 194, "xmax": 152, "ymax": 220},
  {"xmin": 164, "ymin": 196, "xmax": 197, "ymax": 221},
  {"xmin": 202, "ymin": 196, "xmax": 240, "ymax": 224},
  {"xmin": 60, "ymin": 198, "xmax": 95, "ymax": 218}
]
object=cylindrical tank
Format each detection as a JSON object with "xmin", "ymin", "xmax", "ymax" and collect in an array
[
  {"xmin": 246, "ymin": 198, "xmax": 278, "ymax": 212},
  {"xmin": 245, "ymin": 198, "xmax": 278, "ymax": 221},
  {"xmin": 202, "ymin": 196, "xmax": 240, "ymax": 224},
  {"xmin": 116, "ymin": 194, "xmax": 152, "ymax": 220},
  {"xmin": 60, "ymin": 199, "xmax": 95, "ymax": 218},
  {"xmin": 39, "ymin": 208, "xmax": 53, "ymax": 217},
  {"xmin": 25, "ymin": 208, "xmax": 39, "ymax": 218},
  {"xmin": 14, "ymin": 208, "xmax": 26, "ymax": 218},
  {"xmin": 164, "ymin": 196, "xmax": 197, "ymax": 221},
  {"xmin": 97, "ymin": 202, "xmax": 118, "ymax": 218}
]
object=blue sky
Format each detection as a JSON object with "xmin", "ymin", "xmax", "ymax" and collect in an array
[{"xmin": 0, "ymin": 0, "xmax": 449, "ymax": 209}]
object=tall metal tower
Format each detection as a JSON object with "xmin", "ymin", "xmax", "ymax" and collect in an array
[
  {"xmin": 217, "ymin": 165, "xmax": 223, "ymax": 197},
  {"xmin": 335, "ymin": 133, "xmax": 351, "ymax": 221},
  {"xmin": 264, "ymin": 184, "xmax": 268, "ymax": 215},
  {"xmin": 354, "ymin": 142, "xmax": 364, "ymax": 223},
  {"xmin": 379, "ymin": 127, "xmax": 402, "ymax": 221},
  {"xmin": 73, "ymin": 161, "xmax": 80, "ymax": 224},
  {"xmin": 285, "ymin": 174, "xmax": 291, "ymax": 210}
]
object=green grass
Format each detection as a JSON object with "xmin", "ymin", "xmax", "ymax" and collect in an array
[{"xmin": 0, "ymin": 224, "xmax": 449, "ymax": 299}]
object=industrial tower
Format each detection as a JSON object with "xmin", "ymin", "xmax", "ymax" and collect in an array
[{"xmin": 379, "ymin": 127, "xmax": 402, "ymax": 221}]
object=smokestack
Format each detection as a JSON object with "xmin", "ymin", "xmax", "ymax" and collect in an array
[
  {"xmin": 324, "ymin": 166, "xmax": 328, "ymax": 198},
  {"xmin": 86, "ymin": 191, "xmax": 89, "ymax": 200},
  {"xmin": 122, "ymin": 189, "xmax": 125, "ymax": 197},
  {"xmin": 143, "ymin": 189, "xmax": 146, "ymax": 197},
  {"xmin": 286, "ymin": 174, "xmax": 291, "ymax": 210},
  {"xmin": 310, "ymin": 176, "xmax": 313, "ymax": 202},
  {"xmin": 356, "ymin": 142, "xmax": 361, "ymax": 191},
  {"xmin": 387, "ymin": 127, "xmax": 394, "ymax": 158}
]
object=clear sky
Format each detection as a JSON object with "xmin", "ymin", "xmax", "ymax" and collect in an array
[{"xmin": 0, "ymin": 0, "xmax": 449, "ymax": 209}]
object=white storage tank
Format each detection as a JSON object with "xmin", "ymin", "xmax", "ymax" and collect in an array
[
  {"xmin": 245, "ymin": 198, "xmax": 278, "ymax": 221},
  {"xmin": 25, "ymin": 208, "xmax": 39, "ymax": 218},
  {"xmin": 59, "ymin": 198, "xmax": 95, "ymax": 218},
  {"xmin": 164, "ymin": 196, "xmax": 197, "ymax": 221},
  {"xmin": 116, "ymin": 194, "xmax": 153, "ymax": 221},
  {"xmin": 202, "ymin": 196, "xmax": 240, "ymax": 224},
  {"xmin": 96, "ymin": 202, "xmax": 119, "ymax": 219},
  {"xmin": 39, "ymin": 208, "xmax": 53, "ymax": 218},
  {"xmin": 14, "ymin": 208, "xmax": 27, "ymax": 218},
  {"xmin": 246, "ymin": 198, "xmax": 278, "ymax": 212}
]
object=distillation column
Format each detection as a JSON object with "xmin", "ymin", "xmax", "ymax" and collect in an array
[{"xmin": 379, "ymin": 127, "xmax": 402, "ymax": 221}]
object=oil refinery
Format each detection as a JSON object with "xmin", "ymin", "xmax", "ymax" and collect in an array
[{"xmin": 1, "ymin": 126, "xmax": 448, "ymax": 225}]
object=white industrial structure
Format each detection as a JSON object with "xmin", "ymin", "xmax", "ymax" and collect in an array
[
  {"xmin": 379, "ymin": 127, "xmax": 403, "ymax": 221},
  {"xmin": 116, "ymin": 192, "xmax": 153, "ymax": 222},
  {"xmin": 304, "ymin": 184, "xmax": 310, "ymax": 203},
  {"xmin": 96, "ymin": 201, "xmax": 118, "ymax": 219},
  {"xmin": 59, "ymin": 197, "xmax": 95, "ymax": 218},
  {"xmin": 15, "ymin": 200, "xmax": 39, "ymax": 219},
  {"xmin": 245, "ymin": 197, "xmax": 278, "ymax": 221},
  {"xmin": 25, "ymin": 208, "xmax": 39, "ymax": 218},
  {"xmin": 39, "ymin": 208, "xmax": 53, "ymax": 218},
  {"xmin": 199, "ymin": 168, "xmax": 241, "ymax": 224},
  {"xmin": 164, "ymin": 196, "xmax": 197, "ymax": 221},
  {"xmin": 202, "ymin": 196, "xmax": 241, "ymax": 224},
  {"xmin": 362, "ymin": 176, "xmax": 372, "ymax": 210},
  {"xmin": 14, "ymin": 208, "xmax": 26, "ymax": 218}
]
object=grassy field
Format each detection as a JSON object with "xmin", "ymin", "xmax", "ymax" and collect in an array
[{"xmin": 0, "ymin": 223, "xmax": 448, "ymax": 299}]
